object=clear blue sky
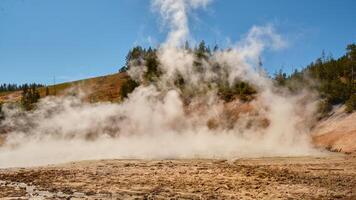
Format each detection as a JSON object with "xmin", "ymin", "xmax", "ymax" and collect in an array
[{"xmin": 0, "ymin": 0, "xmax": 355, "ymax": 85}]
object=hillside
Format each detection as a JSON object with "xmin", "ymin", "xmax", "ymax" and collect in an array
[
  {"xmin": 1, "ymin": 72, "xmax": 356, "ymax": 154},
  {"xmin": 312, "ymin": 106, "xmax": 356, "ymax": 153},
  {"xmin": 0, "ymin": 76, "xmax": 356, "ymax": 153},
  {"xmin": 0, "ymin": 72, "xmax": 129, "ymax": 104}
]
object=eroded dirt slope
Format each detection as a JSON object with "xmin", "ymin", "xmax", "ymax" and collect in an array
[{"xmin": 312, "ymin": 106, "xmax": 356, "ymax": 153}]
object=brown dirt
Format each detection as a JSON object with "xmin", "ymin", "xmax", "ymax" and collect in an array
[
  {"xmin": 313, "ymin": 130, "xmax": 356, "ymax": 153},
  {"xmin": 0, "ymin": 184, "xmax": 26, "ymax": 199},
  {"xmin": 0, "ymin": 72, "xmax": 129, "ymax": 104},
  {"xmin": 0, "ymin": 155, "xmax": 355, "ymax": 199},
  {"xmin": 0, "ymin": 91, "xmax": 22, "ymax": 104},
  {"xmin": 312, "ymin": 107, "xmax": 356, "ymax": 154}
]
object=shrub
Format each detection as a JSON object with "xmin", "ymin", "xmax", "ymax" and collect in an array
[
  {"xmin": 218, "ymin": 81, "xmax": 256, "ymax": 102},
  {"xmin": 119, "ymin": 78, "xmax": 139, "ymax": 100},
  {"xmin": 21, "ymin": 84, "xmax": 40, "ymax": 111},
  {"xmin": 345, "ymin": 94, "xmax": 356, "ymax": 113},
  {"xmin": 317, "ymin": 99, "xmax": 333, "ymax": 118}
]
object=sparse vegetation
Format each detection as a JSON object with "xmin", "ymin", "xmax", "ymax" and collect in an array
[
  {"xmin": 218, "ymin": 81, "xmax": 256, "ymax": 102},
  {"xmin": 21, "ymin": 84, "xmax": 40, "ymax": 111}
]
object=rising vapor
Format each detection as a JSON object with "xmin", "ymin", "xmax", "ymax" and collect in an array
[{"xmin": 0, "ymin": 0, "xmax": 322, "ymax": 168}]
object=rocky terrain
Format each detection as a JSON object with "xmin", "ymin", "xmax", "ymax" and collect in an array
[{"xmin": 0, "ymin": 154, "xmax": 355, "ymax": 199}]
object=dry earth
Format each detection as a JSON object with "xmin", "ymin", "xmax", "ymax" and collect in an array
[
  {"xmin": 312, "ymin": 106, "xmax": 356, "ymax": 153},
  {"xmin": 0, "ymin": 154, "xmax": 355, "ymax": 200},
  {"xmin": 0, "ymin": 72, "xmax": 128, "ymax": 104}
]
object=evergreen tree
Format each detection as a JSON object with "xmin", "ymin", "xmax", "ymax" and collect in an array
[
  {"xmin": 195, "ymin": 40, "xmax": 210, "ymax": 59},
  {"xmin": 0, "ymin": 83, "xmax": 44, "ymax": 93},
  {"xmin": 21, "ymin": 84, "xmax": 40, "ymax": 110},
  {"xmin": 285, "ymin": 43, "xmax": 356, "ymax": 113},
  {"xmin": 144, "ymin": 48, "xmax": 161, "ymax": 82},
  {"xmin": 274, "ymin": 69, "xmax": 287, "ymax": 86}
]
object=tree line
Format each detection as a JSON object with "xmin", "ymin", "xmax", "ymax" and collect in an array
[
  {"xmin": 119, "ymin": 41, "xmax": 256, "ymax": 103},
  {"xmin": 2, "ymin": 42, "xmax": 355, "ymax": 115},
  {"xmin": 120, "ymin": 42, "xmax": 356, "ymax": 114},
  {"xmin": 0, "ymin": 83, "xmax": 44, "ymax": 93},
  {"xmin": 274, "ymin": 44, "xmax": 356, "ymax": 113}
]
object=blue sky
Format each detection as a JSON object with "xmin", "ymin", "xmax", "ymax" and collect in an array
[{"xmin": 0, "ymin": 0, "xmax": 355, "ymax": 85}]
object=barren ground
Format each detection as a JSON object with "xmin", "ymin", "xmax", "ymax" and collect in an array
[
  {"xmin": 312, "ymin": 107, "xmax": 356, "ymax": 154},
  {"xmin": 0, "ymin": 154, "xmax": 355, "ymax": 199}
]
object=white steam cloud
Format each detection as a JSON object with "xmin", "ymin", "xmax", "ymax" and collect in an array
[
  {"xmin": 0, "ymin": 0, "xmax": 322, "ymax": 168},
  {"xmin": 152, "ymin": 0, "xmax": 211, "ymax": 47}
]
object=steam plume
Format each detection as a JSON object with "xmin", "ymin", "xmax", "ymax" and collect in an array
[
  {"xmin": 0, "ymin": 0, "xmax": 322, "ymax": 168},
  {"xmin": 152, "ymin": 0, "xmax": 211, "ymax": 47}
]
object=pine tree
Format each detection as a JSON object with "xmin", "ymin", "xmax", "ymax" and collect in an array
[
  {"xmin": 285, "ymin": 43, "xmax": 356, "ymax": 113},
  {"xmin": 21, "ymin": 84, "xmax": 40, "ymax": 110}
]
